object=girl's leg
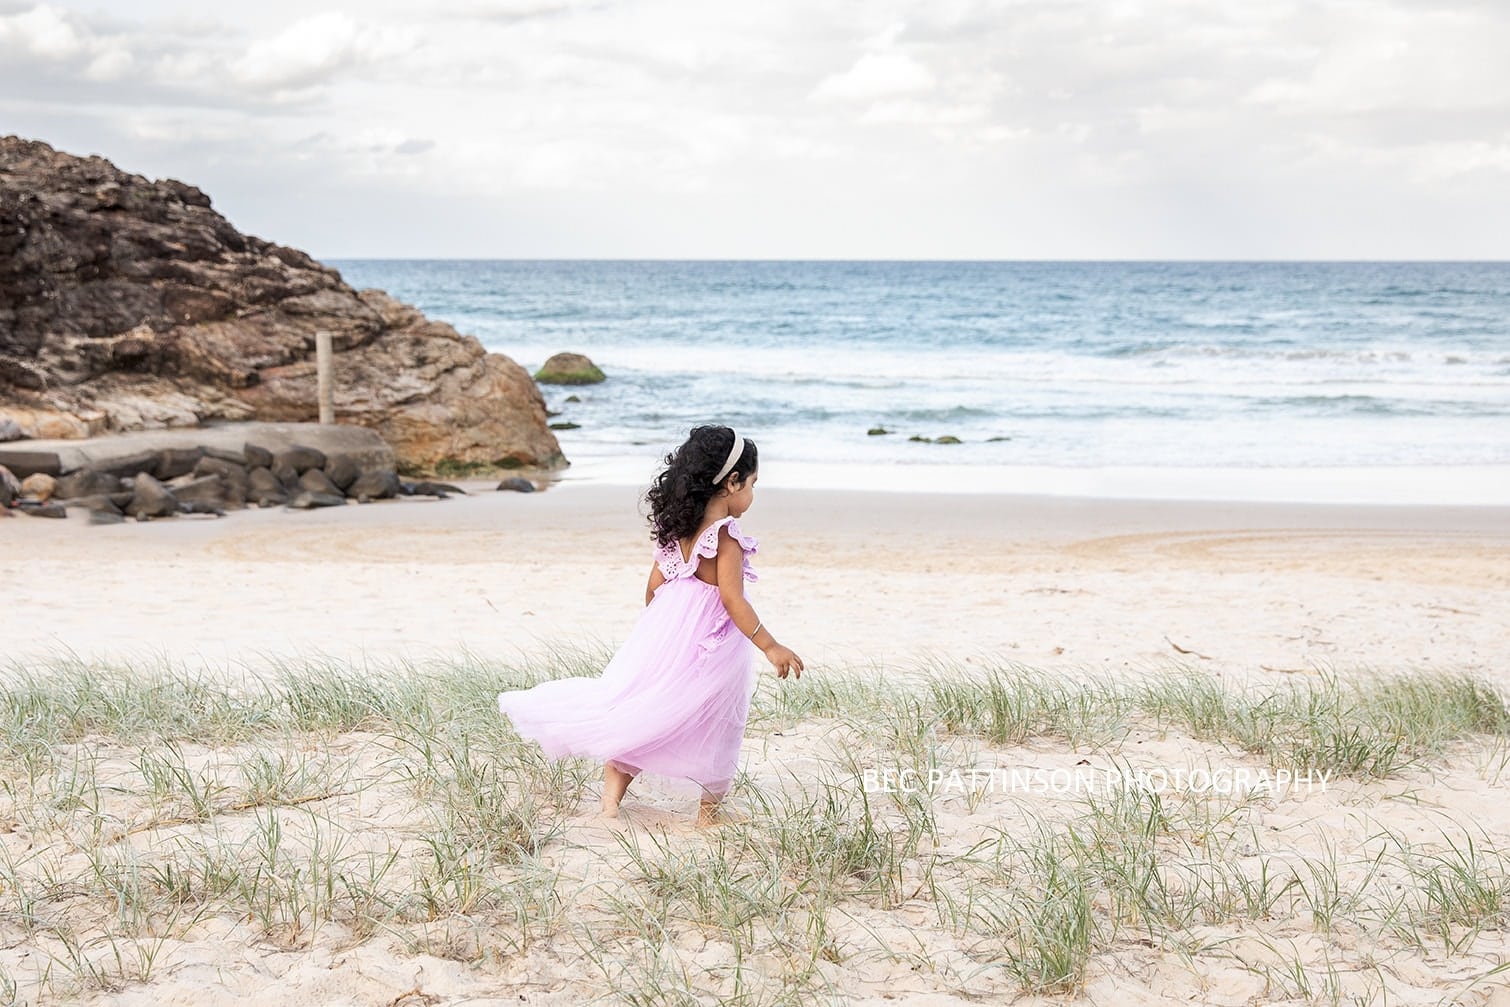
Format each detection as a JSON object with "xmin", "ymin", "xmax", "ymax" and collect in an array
[
  {"xmin": 697, "ymin": 783, "xmax": 743, "ymax": 827},
  {"xmin": 601, "ymin": 760, "xmax": 635, "ymax": 818},
  {"xmin": 696, "ymin": 797, "xmax": 721, "ymax": 827}
]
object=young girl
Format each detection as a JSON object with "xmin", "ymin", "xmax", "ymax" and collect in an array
[{"xmin": 496, "ymin": 425, "xmax": 804, "ymax": 826}]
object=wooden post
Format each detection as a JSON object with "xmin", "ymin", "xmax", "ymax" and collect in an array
[{"xmin": 316, "ymin": 330, "xmax": 334, "ymax": 425}]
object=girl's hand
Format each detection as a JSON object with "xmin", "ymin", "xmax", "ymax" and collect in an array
[{"xmin": 763, "ymin": 643, "xmax": 804, "ymax": 680}]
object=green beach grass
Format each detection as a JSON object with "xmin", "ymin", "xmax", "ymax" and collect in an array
[{"xmin": 0, "ymin": 648, "xmax": 1507, "ymax": 1004}]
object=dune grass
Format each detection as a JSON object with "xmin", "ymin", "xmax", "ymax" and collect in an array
[{"xmin": 0, "ymin": 649, "xmax": 1507, "ymax": 1003}]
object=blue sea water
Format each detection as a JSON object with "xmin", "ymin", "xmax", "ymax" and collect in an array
[{"xmin": 328, "ymin": 260, "xmax": 1510, "ymax": 500}]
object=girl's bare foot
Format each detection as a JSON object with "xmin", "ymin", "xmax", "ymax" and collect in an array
[
  {"xmin": 696, "ymin": 799, "xmax": 747, "ymax": 828},
  {"xmin": 602, "ymin": 761, "xmax": 634, "ymax": 818}
]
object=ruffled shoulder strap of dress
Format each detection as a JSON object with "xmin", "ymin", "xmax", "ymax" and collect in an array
[
  {"xmin": 691, "ymin": 516, "xmax": 758, "ymax": 561},
  {"xmin": 721, "ymin": 516, "xmax": 758, "ymax": 554}
]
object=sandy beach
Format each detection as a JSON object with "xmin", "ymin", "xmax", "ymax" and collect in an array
[
  {"xmin": 4, "ymin": 480, "xmax": 1508, "ymax": 681},
  {"xmin": 3, "ymin": 482, "xmax": 1510, "ymax": 1006}
]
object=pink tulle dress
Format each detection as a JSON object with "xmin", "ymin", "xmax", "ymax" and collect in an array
[{"xmin": 496, "ymin": 516, "xmax": 760, "ymax": 799}]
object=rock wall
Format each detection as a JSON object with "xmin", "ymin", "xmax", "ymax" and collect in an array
[{"xmin": 0, "ymin": 137, "xmax": 564, "ymax": 473}]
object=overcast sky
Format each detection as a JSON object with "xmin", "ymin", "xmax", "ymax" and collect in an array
[{"xmin": 3, "ymin": 0, "xmax": 1508, "ymax": 259}]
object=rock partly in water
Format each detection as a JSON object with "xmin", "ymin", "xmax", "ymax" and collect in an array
[
  {"xmin": 867, "ymin": 426, "xmax": 892, "ymax": 436},
  {"xmin": 549, "ymin": 421, "xmax": 580, "ymax": 431},
  {"xmin": 935, "ymin": 435, "xmax": 962, "ymax": 444},
  {"xmin": 534, "ymin": 352, "xmax": 606, "ymax": 385},
  {"xmin": 497, "ymin": 476, "xmax": 537, "ymax": 493},
  {"xmin": 0, "ymin": 137, "xmax": 565, "ymax": 473}
]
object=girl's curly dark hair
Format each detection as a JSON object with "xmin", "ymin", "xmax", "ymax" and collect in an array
[{"xmin": 643, "ymin": 425, "xmax": 759, "ymax": 548}]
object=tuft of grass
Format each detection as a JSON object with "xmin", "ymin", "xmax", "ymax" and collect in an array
[{"xmin": 2, "ymin": 646, "xmax": 1509, "ymax": 1004}]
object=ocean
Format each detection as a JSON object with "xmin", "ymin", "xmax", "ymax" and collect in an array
[{"xmin": 327, "ymin": 260, "xmax": 1510, "ymax": 503}]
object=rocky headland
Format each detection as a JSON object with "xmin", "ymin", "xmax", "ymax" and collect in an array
[{"xmin": 0, "ymin": 136, "xmax": 563, "ymax": 473}]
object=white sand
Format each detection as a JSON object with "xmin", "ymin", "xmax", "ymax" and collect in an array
[
  {"xmin": 3, "ymin": 481, "xmax": 1507, "ymax": 682},
  {"xmin": 4, "ymin": 480, "xmax": 1510, "ymax": 1005}
]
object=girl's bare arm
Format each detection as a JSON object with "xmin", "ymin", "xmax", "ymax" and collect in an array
[
  {"xmin": 645, "ymin": 561, "xmax": 665, "ymax": 605},
  {"xmin": 715, "ymin": 527, "xmax": 804, "ymax": 678}
]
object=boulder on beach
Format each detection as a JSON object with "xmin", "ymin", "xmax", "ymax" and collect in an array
[
  {"xmin": 192, "ymin": 456, "xmax": 249, "ymax": 507},
  {"xmin": 125, "ymin": 473, "xmax": 177, "ymax": 520},
  {"xmin": 402, "ymin": 480, "xmax": 466, "ymax": 498},
  {"xmin": 287, "ymin": 490, "xmax": 346, "ymax": 510},
  {"xmin": 168, "ymin": 475, "xmax": 227, "ymax": 510},
  {"xmin": 534, "ymin": 352, "xmax": 606, "ymax": 385},
  {"xmin": 247, "ymin": 468, "xmax": 287, "ymax": 507},
  {"xmin": 299, "ymin": 468, "xmax": 342, "ymax": 496},
  {"xmin": 55, "ymin": 469, "xmax": 120, "ymax": 500},
  {"xmin": 0, "ymin": 422, "xmax": 427, "ymax": 522},
  {"xmin": 278, "ymin": 445, "xmax": 327, "ymax": 474},
  {"xmin": 349, "ymin": 469, "xmax": 401, "ymax": 503},
  {"xmin": 324, "ymin": 454, "xmax": 359, "ymax": 492},
  {"xmin": 154, "ymin": 447, "xmax": 204, "ymax": 481},
  {"xmin": 22, "ymin": 501, "xmax": 66, "ymax": 518},
  {"xmin": 0, "ymin": 136, "xmax": 566, "ymax": 474},
  {"xmin": 19, "ymin": 472, "xmax": 54, "ymax": 502}
]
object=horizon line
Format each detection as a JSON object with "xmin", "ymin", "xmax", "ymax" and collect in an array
[{"xmin": 317, "ymin": 256, "xmax": 1510, "ymax": 264}]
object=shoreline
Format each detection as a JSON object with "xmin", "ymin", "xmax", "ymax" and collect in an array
[{"xmin": 550, "ymin": 453, "xmax": 1510, "ymax": 507}]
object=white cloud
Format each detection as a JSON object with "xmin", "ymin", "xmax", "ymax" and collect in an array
[
  {"xmin": 82, "ymin": 44, "xmax": 131, "ymax": 80},
  {"xmin": 1243, "ymin": 7, "xmax": 1510, "ymax": 116},
  {"xmin": 0, "ymin": 4, "xmax": 81, "ymax": 59},
  {"xmin": 5, "ymin": 0, "xmax": 1510, "ymax": 257},
  {"xmin": 230, "ymin": 12, "xmax": 413, "ymax": 90},
  {"xmin": 858, "ymin": 99, "xmax": 987, "ymax": 126},
  {"xmin": 813, "ymin": 48, "xmax": 936, "ymax": 102}
]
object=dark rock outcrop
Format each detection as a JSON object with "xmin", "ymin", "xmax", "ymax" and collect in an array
[{"xmin": 0, "ymin": 137, "xmax": 565, "ymax": 473}]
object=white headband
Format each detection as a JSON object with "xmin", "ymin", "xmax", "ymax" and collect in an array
[{"xmin": 711, "ymin": 431, "xmax": 745, "ymax": 485}]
